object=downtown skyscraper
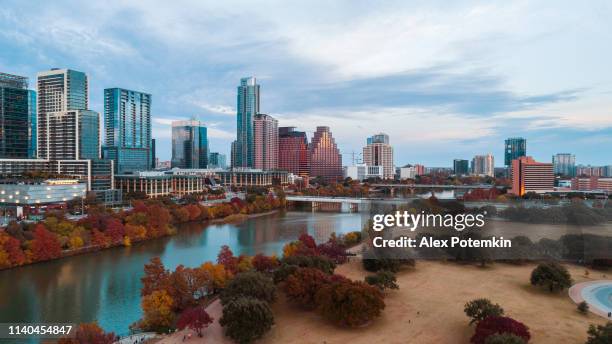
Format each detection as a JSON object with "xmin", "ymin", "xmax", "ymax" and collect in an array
[
  {"xmin": 0, "ymin": 72, "xmax": 30, "ymax": 158},
  {"xmin": 309, "ymin": 126, "xmax": 342, "ymax": 182},
  {"xmin": 278, "ymin": 127, "xmax": 310, "ymax": 178},
  {"xmin": 171, "ymin": 119, "xmax": 208, "ymax": 169},
  {"xmin": 253, "ymin": 113, "xmax": 278, "ymax": 170},
  {"xmin": 363, "ymin": 133, "xmax": 394, "ymax": 179},
  {"xmin": 36, "ymin": 68, "xmax": 88, "ymax": 159},
  {"xmin": 103, "ymin": 88, "xmax": 152, "ymax": 174},
  {"xmin": 552, "ymin": 153, "xmax": 576, "ymax": 177},
  {"xmin": 232, "ymin": 77, "xmax": 260, "ymax": 168},
  {"xmin": 504, "ymin": 137, "xmax": 526, "ymax": 167}
]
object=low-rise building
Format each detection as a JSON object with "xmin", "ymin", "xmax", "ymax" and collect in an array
[
  {"xmin": 0, "ymin": 179, "xmax": 87, "ymax": 205},
  {"xmin": 343, "ymin": 164, "xmax": 384, "ymax": 181}
]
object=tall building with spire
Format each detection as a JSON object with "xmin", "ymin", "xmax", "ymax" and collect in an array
[
  {"xmin": 309, "ymin": 126, "xmax": 342, "ymax": 182},
  {"xmin": 363, "ymin": 132, "xmax": 394, "ymax": 179},
  {"xmin": 36, "ymin": 69, "xmax": 88, "ymax": 159},
  {"xmin": 234, "ymin": 77, "xmax": 260, "ymax": 168},
  {"xmin": 253, "ymin": 113, "xmax": 278, "ymax": 170}
]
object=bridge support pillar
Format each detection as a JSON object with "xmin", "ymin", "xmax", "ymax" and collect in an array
[{"xmin": 390, "ymin": 187, "xmax": 395, "ymax": 197}]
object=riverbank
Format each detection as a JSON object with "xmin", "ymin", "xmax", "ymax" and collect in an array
[{"xmin": 0, "ymin": 196, "xmax": 286, "ymax": 271}]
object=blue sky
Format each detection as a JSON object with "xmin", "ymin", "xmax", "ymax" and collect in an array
[{"xmin": 1, "ymin": 0, "xmax": 611, "ymax": 167}]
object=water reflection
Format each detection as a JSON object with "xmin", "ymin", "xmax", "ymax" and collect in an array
[{"xmin": 0, "ymin": 211, "xmax": 365, "ymax": 340}]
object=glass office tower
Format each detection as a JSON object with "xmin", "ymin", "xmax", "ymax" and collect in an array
[
  {"xmin": 28, "ymin": 89, "xmax": 37, "ymax": 158},
  {"xmin": 171, "ymin": 120, "xmax": 208, "ymax": 168},
  {"xmin": 104, "ymin": 88, "xmax": 152, "ymax": 174},
  {"xmin": 0, "ymin": 72, "xmax": 29, "ymax": 158},
  {"xmin": 37, "ymin": 69, "xmax": 88, "ymax": 159},
  {"xmin": 552, "ymin": 153, "xmax": 576, "ymax": 177},
  {"xmin": 504, "ymin": 137, "xmax": 526, "ymax": 166},
  {"xmin": 234, "ymin": 77, "xmax": 260, "ymax": 168},
  {"xmin": 48, "ymin": 110, "xmax": 100, "ymax": 160}
]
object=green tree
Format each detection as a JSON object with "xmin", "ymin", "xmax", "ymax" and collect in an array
[
  {"xmin": 464, "ymin": 298, "xmax": 505, "ymax": 325},
  {"xmin": 530, "ymin": 262, "xmax": 572, "ymax": 292},
  {"xmin": 219, "ymin": 297, "xmax": 274, "ymax": 344},
  {"xmin": 220, "ymin": 271, "xmax": 276, "ymax": 305}
]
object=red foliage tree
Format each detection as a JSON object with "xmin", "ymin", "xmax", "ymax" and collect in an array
[
  {"xmin": 252, "ymin": 254, "xmax": 279, "ymax": 273},
  {"xmin": 217, "ymin": 245, "xmax": 238, "ymax": 274},
  {"xmin": 186, "ymin": 204, "xmax": 202, "ymax": 221},
  {"xmin": 315, "ymin": 279, "xmax": 385, "ymax": 327},
  {"xmin": 4, "ymin": 236, "xmax": 26, "ymax": 266},
  {"xmin": 58, "ymin": 322, "xmax": 116, "ymax": 344},
  {"xmin": 91, "ymin": 229, "xmax": 110, "ymax": 248},
  {"xmin": 470, "ymin": 316, "xmax": 531, "ymax": 344},
  {"xmin": 141, "ymin": 257, "xmax": 170, "ymax": 296},
  {"xmin": 284, "ymin": 267, "xmax": 331, "ymax": 308},
  {"xmin": 317, "ymin": 238, "xmax": 348, "ymax": 264},
  {"xmin": 176, "ymin": 306, "xmax": 213, "ymax": 337},
  {"xmin": 103, "ymin": 218, "xmax": 125, "ymax": 245},
  {"xmin": 30, "ymin": 224, "xmax": 62, "ymax": 261}
]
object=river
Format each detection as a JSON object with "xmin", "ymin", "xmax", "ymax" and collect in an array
[{"xmin": 0, "ymin": 211, "xmax": 366, "ymax": 341}]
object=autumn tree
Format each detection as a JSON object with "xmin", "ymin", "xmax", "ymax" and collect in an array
[
  {"xmin": 141, "ymin": 257, "xmax": 170, "ymax": 296},
  {"xmin": 57, "ymin": 322, "xmax": 116, "ymax": 344},
  {"xmin": 0, "ymin": 233, "xmax": 25, "ymax": 266},
  {"xmin": 252, "ymin": 254, "xmax": 279, "ymax": 273},
  {"xmin": 365, "ymin": 270, "xmax": 399, "ymax": 291},
  {"xmin": 217, "ymin": 245, "xmax": 238, "ymax": 274},
  {"xmin": 283, "ymin": 267, "xmax": 331, "ymax": 309},
  {"xmin": 141, "ymin": 290, "xmax": 175, "ymax": 332},
  {"xmin": 176, "ymin": 306, "xmax": 213, "ymax": 337},
  {"xmin": 30, "ymin": 224, "xmax": 62, "ymax": 261},
  {"xmin": 198, "ymin": 262, "xmax": 229, "ymax": 293},
  {"xmin": 315, "ymin": 279, "xmax": 385, "ymax": 327},
  {"xmin": 470, "ymin": 316, "xmax": 531, "ymax": 344}
]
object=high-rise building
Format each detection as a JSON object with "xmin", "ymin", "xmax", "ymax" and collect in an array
[
  {"xmin": 309, "ymin": 126, "xmax": 342, "ymax": 182},
  {"xmin": 504, "ymin": 137, "xmax": 526, "ymax": 166},
  {"xmin": 0, "ymin": 72, "xmax": 29, "ymax": 158},
  {"xmin": 208, "ymin": 152, "xmax": 227, "ymax": 169},
  {"xmin": 103, "ymin": 88, "xmax": 152, "ymax": 174},
  {"xmin": 151, "ymin": 138, "xmax": 156, "ymax": 169},
  {"xmin": 37, "ymin": 69, "xmax": 88, "ymax": 159},
  {"xmin": 510, "ymin": 156, "xmax": 554, "ymax": 196},
  {"xmin": 234, "ymin": 77, "xmax": 260, "ymax": 168},
  {"xmin": 27, "ymin": 89, "xmax": 37, "ymax": 158},
  {"xmin": 363, "ymin": 133, "xmax": 394, "ymax": 179},
  {"xmin": 171, "ymin": 119, "xmax": 208, "ymax": 169},
  {"xmin": 453, "ymin": 159, "xmax": 469, "ymax": 176},
  {"xmin": 48, "ymin": 110, "xmax": 100, "ymax": 160},
  {"xmin": 471, "ymin": 154, "xmax": 494, "ymax": 177},
  {"xmin": 278, "ymin": 127, "xmax": 309, "ymax": 177},
  {"xmin": 552, "ymin": 153, "xmax": 576, "ymax": 177},
  {"xmin": 253, "ymin": 113, "xmax": 278, "ymax": 170}
]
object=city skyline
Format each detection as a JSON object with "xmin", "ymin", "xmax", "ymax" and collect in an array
[{"xmin": 1, "ymin": 1, "xmax": 612, "ymax": 166}]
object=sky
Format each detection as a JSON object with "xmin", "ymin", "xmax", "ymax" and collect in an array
[{"xmin": 1, "ymin": 0, "xmax": 611, "ymax": 167}]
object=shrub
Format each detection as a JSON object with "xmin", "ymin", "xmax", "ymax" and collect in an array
[
  {"xmin": 530, "ymin": 262, "xmax": 572, "ymax": 292},
  {"xmin": 315, "ymin": 279, "xmax": 385, "ymax": 327},
  {"xmin": 577, "ymin": 301, "xmax": 589, "ymax": 315},
  {"xmin": 464, "ymin": 298, "xmax": 505, "ymax": 325},
  {"xmin": 586, "ymin": 322, "xmax": 612, "ymax": 344},
  {"xmin": 219, "ymin": 297, "xmax": 274, "ymax": 344},
  {"xmin": 220, "ymin": 271, "xmax": 276, "ymax": 305},
  {"xmin": 483, "ymin": 333, "xmax": 527, "ymax": 344},
  {"xmin": 362, "ymin": 257, "xmax": 401, "ymax": 273},
  {"xmin": 343, "ymin": 231, "xmax": 362, "ymax": 246},
  {"xmin": 365, "ymin": 270, "xmax": 399, "ymax": 291},
  {"xmin": 470, "ymin": 316, "xmax": 530, "ymax": 344},
  {"xmin": 283, "ymin": 267, "xmax": 331, "ymax": 308},
  {"xmin": 283, "ymin": 255, "xmax": 336, "ymax": 274}
]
